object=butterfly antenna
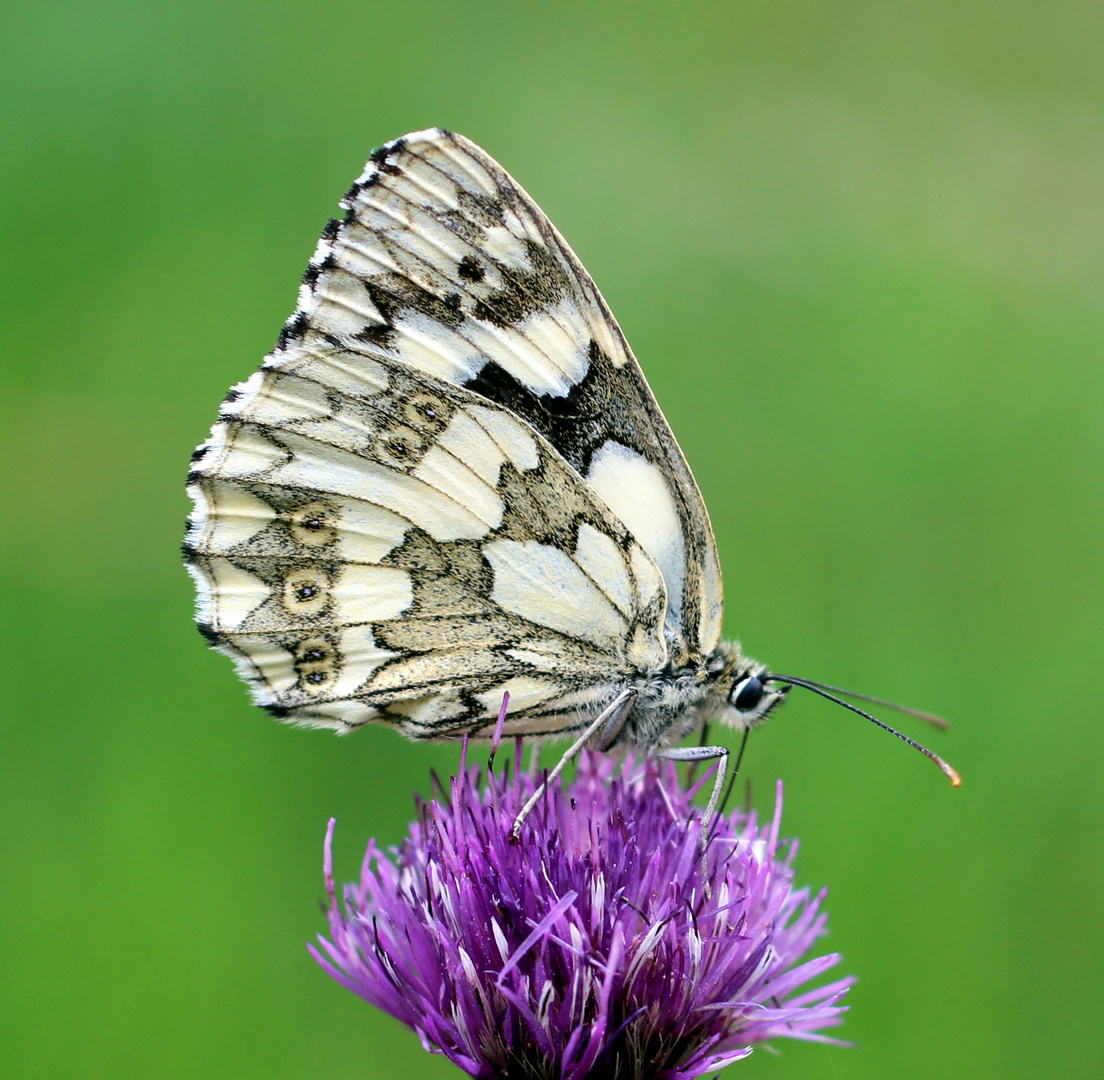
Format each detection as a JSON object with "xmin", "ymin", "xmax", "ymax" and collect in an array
[
  {"xmin": 772, "ymin": 676, "xmax": 950, "ymax": 731},
  {"xmin": 766, "ymin": 674, "xmax": 961, "ymax": 786}
]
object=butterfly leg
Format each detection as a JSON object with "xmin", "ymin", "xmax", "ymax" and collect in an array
[
  {"xmin": 655, "ymin": 743, "xmax": 730, "ymax": 857},
  {"xmin": 595, "ymin": 690, "xmax": 634, "ymax": 751},
  {"xmin": 511, "ymin": 687, "xmax": 638, "ymax": 839}
]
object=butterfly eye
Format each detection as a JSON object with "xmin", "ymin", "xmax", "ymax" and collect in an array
[{"xmin": 730, "ymin": 676, "xmax": 764, "ymax": 713}]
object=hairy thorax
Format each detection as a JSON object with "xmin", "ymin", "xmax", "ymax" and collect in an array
[{"xmin": 619, "ymin": 640, "xmax": 757, "ymax": 752}]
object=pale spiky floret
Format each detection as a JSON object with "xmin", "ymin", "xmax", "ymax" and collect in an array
[{"xmin": 311, "ymin": 743, "xmax": 852, "ymax": 1079}]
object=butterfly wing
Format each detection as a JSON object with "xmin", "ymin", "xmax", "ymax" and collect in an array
[
  {"xmin": 185, "ymin": 344, "xmax": 669, "ymax": 736},
  {"xmin": 278, "ymin": 128, "xmax": 723, "ymax": 663}
]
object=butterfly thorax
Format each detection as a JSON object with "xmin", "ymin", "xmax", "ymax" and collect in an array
[{"xmin": 617, "ymin": 641, "xmax": 784, "ymax": 752}]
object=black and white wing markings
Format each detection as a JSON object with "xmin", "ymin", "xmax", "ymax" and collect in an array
[
  {"xmin": 184, "ymin": 131, "xmax": 963, "ymax": 801},
  {"xmin": 185, "ymin": 344, "xmax": 669, "ymax": 736},
  {"xmin": 272, "ymin": 128, "xmax": 723, "ymax": 663}
]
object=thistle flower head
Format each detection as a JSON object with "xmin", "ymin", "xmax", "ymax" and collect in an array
[{"xmin": 311, "ymin": 740, "xmax": 852, "ymax": 1079}]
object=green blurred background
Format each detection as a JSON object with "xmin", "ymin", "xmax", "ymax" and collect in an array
[{"xmin": 3, "ymin": 2, "xmax": 1102, "ymax": 1077}]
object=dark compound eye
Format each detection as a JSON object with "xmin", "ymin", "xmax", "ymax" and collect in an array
[{"xmin": 731, "ymin": 676, "xmax": 764, "ymax": 713}]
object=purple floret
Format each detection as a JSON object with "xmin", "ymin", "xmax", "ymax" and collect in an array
[{"xmin": 311, "ymin": 736, "xmax": 853, "ymax": 1079}]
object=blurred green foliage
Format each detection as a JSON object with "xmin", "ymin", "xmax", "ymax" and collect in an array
[{"xmin": 2, "ymin": 2, "xmax": 1102, "ymax": 1078}]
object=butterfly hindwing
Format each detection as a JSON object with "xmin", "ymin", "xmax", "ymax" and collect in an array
[
  {"xmin": 185, "ymin": 343, "xmax": 669, "ymax": 736},
  {"xmin": 277, "ymin": 129, "xmax": 723, "ymax": 662}
]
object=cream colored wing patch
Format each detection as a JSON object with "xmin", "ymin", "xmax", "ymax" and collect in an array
[{"xmin": 185, "ymin": 344, "xmax": 668, "ymax": 736}]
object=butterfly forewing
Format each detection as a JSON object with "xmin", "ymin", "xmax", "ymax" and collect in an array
[
  {"xmin": 186, "ymin": 129, "xmax": 725, "ymax": 738},
  {"xmin": 283, "ymin": 129, "xmax": 722, "ymax": 661}
]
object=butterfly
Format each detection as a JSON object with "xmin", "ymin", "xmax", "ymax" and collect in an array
[{"xmin": 184, "ymin": 129, "xmax": 958, "ymax": 826}]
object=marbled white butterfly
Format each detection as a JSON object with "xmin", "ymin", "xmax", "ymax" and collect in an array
[{"xmin": 185, "ymin": 130, "xmax": 958, "ymax": 825}]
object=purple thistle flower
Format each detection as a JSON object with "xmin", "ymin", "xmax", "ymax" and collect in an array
[{"xmin": 311, "ymin": 739, "xmax": 853, "ymax": 1079}]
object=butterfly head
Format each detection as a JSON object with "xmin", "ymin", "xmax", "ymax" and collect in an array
[{"xmin": 709, "ymin": 646, "xmax": 789, "ymax": 731}]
